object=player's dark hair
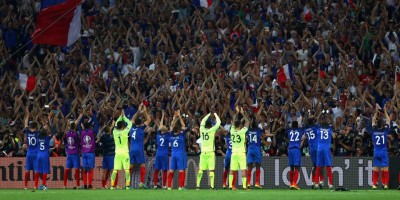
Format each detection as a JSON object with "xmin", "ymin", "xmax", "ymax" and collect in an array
[
  {"xmin": 84, "ymin": 122, "xmax": 92, "ymax": 129},
  {"xmin": 70, "ymin": 122, "xmax": 76, "ymax": 130},
  {"xmin": 251, "ymin": 119, "xmax": 258, "ymax": 129},
  {"xmin": 104, "ymin": 126, "xmax": 111, "ymax": 134},
  {"xmin": 376, "ymin": 118, "xmax": 384, "ymax": 129},
  {"xmin": 116, "ymin": 121, "xmax": 125, "ymax": 130},
  {"xmin": 135, "ymin": 118, "xmax": 143, "ymax": 125},
  {"xmin": 38, "ymin": 129, "xmax": 47, "ymax": 138},
  {"xmin": 173, "ymin": 125, "xmax": 181, "ymax": 133},
  {"xmin": 307, "ymin": 117, "xmax": 315, "ymax": 126},
  {"xmin": 29, "ymin": 122, "xmax": 38, "ymax": 129},
  {"xmin": 292, "ymin": 121, "xmax": 299, "ymax": 128},
  {"xmin": 205, "ymin": 120, "xmax": 212, "ymax": 128},
  {"xmin": 321, "ymin": 117, "xmax": 329, "ymax": 126},
  {"xmin": 234, "ymin": 120, "xmax": 242, "ymax": 128}
]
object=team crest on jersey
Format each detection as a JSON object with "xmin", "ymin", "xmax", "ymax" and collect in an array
[{"xmin": 84, "ymin": 135, "xmax": 91, "ymax": 144}]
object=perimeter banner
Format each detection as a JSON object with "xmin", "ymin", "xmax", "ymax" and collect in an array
[{"xmin": 0, "ymin": 157, "xmax": 399, "ymax": 189}]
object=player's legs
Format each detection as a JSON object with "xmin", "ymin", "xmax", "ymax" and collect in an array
[
  {"xmin": 253, "ymin": 150, "xmax": 262, "ymax": 188},
  {"xmin": 25, "ymin": 154, "xmax": 36, "ymax": 189},
  {"xmin": 87, "ymin": 153, "xmax": 95, "ymax": 189},
  {"xmin": 230, "ymin": 154, "xmax": 238, "ymax": 189},
  {"xmin": 314, "ymin": 149, "xmax": 323, "ymax": 189},
  {"xmin": 223, "ymin": 154, "xmax": 231, "ymax": 188},
  {"xmin": 239, "ymin": 153, "xmax": 247, "ymax": 189},
  {"xmin": 247, "ymin": 163, "xmax": 253, "ymax": 188},
  {"xmin": 208, "ymin": 153, "xmax": 216, "ymax": 189},
  {"xmin": 177, "ymin": 154, "xmax": 187, "ymax": 189},
  {"xmin": 137, "ymin": 150, "xmax": 146, "ymax": 187},
  {"xmin": 197, "ymin": 153, "xmax": 209, "ymax": 188},
  {"xmin": 168, "ymin": 156, "xmax": 178, "ymax": 189},
  {"xmin": 324, "ymin": 149, "xmax": 333, "ymax": 189}
]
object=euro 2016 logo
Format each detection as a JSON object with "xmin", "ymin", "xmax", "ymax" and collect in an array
[
  {"xmin": 68, "ymin": 137, "xmax": 74, "ymax": 145},
  {"xmin": 84, "ymin": 135, "xmax": 91, "ymax": 144}
]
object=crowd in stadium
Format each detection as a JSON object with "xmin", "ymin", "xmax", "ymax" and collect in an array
[{"xmin": 0, "ymin": 0, "xmax": 400, "ymax": 161}]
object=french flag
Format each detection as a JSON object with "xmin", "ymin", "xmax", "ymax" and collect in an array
[
  {"xmin": 193, "ymin": 0, "xmax": 212, "ymax": 8},
  {"xmin": 32, "ymin": 0, "xmax": 82, "ymax": 46},
  {"xmin": 18, "ymin": 73, "xmax": 36, "ymax": 92},
  {"xmin": 277, "ymin": 64, "xmax": 294, "ymax": 88}
]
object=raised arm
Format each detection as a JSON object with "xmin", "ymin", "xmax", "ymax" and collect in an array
[
  {"xmin": 372, "ymin": 105, "xmax": 378, "ymax": 127},
  {"xmin": 212, "ymin": 113, "xmax": 221, "ymax": 131},
  {"xmin": 131, "ymin": 104, "xmax": 143, "ymax": 124},
  {"xmin": 384, "ymin": 103, "xmax": 390, "ymax": 126},
  {"xmin": 143, "ymin": 106, "xmax": 151, "ymax": 126}
]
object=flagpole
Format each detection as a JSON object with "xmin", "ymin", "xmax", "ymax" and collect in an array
[{"xmin": 0, "ymin": 0, "xmax": 82, "ymax": 69}]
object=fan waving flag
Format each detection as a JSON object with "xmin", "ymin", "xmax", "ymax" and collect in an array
[
  {"xmin": 18, "ymin": 73, "xmax": 36, "ymax": 92},
  {"xmin": 32, "ymin": 0, "xmax": 82, "ymax": 46},
  {"xmin": 193, "ymin": 0, "xmax": 212, "ymax": 8},
  {"xmin": 277, "ymin": 64, "xmax": 294, "ymax": 88},
  {"xmin": 396, "ymin": 66, "xmax": 400, "ymax": 89}
]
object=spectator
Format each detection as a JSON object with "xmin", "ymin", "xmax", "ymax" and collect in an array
[{"xmin": 0, "ymin": 0, "xmax": 399, "ymax": 158}]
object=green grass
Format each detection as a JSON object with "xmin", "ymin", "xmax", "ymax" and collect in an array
[{"xmin": 0, "ymin": 189, "xmax": 399, "ymax": 200}]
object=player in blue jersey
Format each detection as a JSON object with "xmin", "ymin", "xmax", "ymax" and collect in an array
[
  {"xmin": 34, "ymin": 121, "xmax": 52, "ymax": 190},
  {"xmin": 304, "ymin": 115, "xmax": 320, "ymax": 188},
  {"xmin": 314, "ymin": 111, "xmax": 334, "ymax": 190},
  {"xmin": 287, "ymin": 121, "xmax": 305, "ymax": 190},
  {"xmin": 167, "ymin": 110, "xmax": 187, "ymax": 190},
  {"xmin": 246, "ymin": 120, "xmax": 265, "ymax": 189},
  {"xmin": 223, "ymin": 127, "xmax": 232, "ymax": 189},
  {"xmin": 153, "ymin": 111, "xmax": 170, "ymax": 189},
  {"xmin": 129, "ymin": 104, "xmax": 151, "ymax": 188},
  {"xmin": 23, "ymin": 107, "xmax": 39, "ymax": 189},
  {"xmin": 371, "ymin": 105, "xmax": 390, "ymax": 189},
  {"xmin": 97, "ymin": 120, "xmax": 116, "ymax": 189}
]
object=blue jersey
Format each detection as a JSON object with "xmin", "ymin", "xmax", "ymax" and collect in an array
[
  {"xmin": 372, "ymin": 127, "xmax": 389, "ymax": 152},
  {"xmin": 287, "ymin": 128, "xmax": 304, "ymax": 149},
  {"xmin": 170, "ymin": 131, "xmax": 186, "ymax": 154},
  {"xmin": 25, "ymin": 128, "xmax": 38, "ymax": 155},
  {"xmin": 225, "ymin": 133, "xmax": 232, "ymax": 156},
  {"xmin": 247, "ymin": 128, "xmax": 263, "ymax": 150},
  {"xmin": 317, "ymin": 126, "xmax": 333, "ymax": 148},
  {"xmin": 129, "ymin": 125, "xmax": 146, "ymax": 151},
  {"xmin": 156, "ymin": 131, "xmax": 170, "ymax": 155},
  {"xmin": 37, "ymin": 135, "xmax": 52, "ymax": 156},
  {"xmin": 304, "ymin": 126, "xmax": 319, "ymax": 148}
]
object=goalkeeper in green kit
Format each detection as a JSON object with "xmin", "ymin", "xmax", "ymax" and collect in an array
[{"xmin": 196, "ymin": 112, "xmax": 221, "ymax": 190}]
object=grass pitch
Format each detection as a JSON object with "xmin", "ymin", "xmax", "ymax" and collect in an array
[{"xmin": 0, "ymin": 189, "xmax": 399, "ymax": 200}]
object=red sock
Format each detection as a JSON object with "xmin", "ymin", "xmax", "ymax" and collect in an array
[
  {"xmin": 24, "ymin": 171, "xmax": 30, "ymax": 188},
  {"xmin": 382, "ymin": 170, "xmax": 389, "ymax": 185},
  {"xmin": 255, "ymin": 168, "xmax": 261, "ymax": 185},
  {"xmin": 168, "ymin": 172, "xmax": 174, "ymax": 188},
  {"xmin": 232, "ymin": 172, "xmax": 237, "ymax": 188},
  {"xmin": 64, "ymin": 169, "xmax": 70, "ymax": 187},
  {"xmin": 114, "ymin": 172, "xmax": 119, "ymax": 187},
  {"xmin": 153, "ymin": 170, "xmax": 159, "ymax": 186},
  {"xmin": 162, "ymin": 171, "xmax": 168, "ymax": 187},
  {"xmin": 140, "ymin": 166, "xmax": 146, "ymax": 184},
  {"xmin": 179, "ymin": 171, "xmax": 185, "ymax": 188},
  {"xmin": 34, "ymin": 173, "xmax": 39, "ymax": 188},
  {"xmin": 75, "ymin": 169, "xmax": 80, "ymax": 186},
  {"xmin": 311, "ymin": 167, "xmax": 315, "ymax": 183},
  {"xmin": 372, "ymin": 170, "xmax": 379, "ymax": 185},
  {"xmin": 88, "ymin": 169, "xmax": 94, "ymax": 185},
  {"xmin": 247, "ymin": 170, "xmax": 251, "ymax": 186},
  {"xmin": 42, "ymin": 174, "xmax": 48, "ymax": 186},
  {"xmin": 82, "ymin": 170, "xmax": 87, "ymax": 186},
  {"xmin": 385, "ymin": 171, "xmax": 389, "ymax": 185},
  {"xmin": 223, "ymin": 170, "xmax": 228, "ymax": 186},
  {"xmin": 289, "ymin": 170, "xmax": 294, "ymax": 185},
  {"xmin": 294, "ymin": 169, "xmax": 299, "ymax": 185},
  {"xmin": 326, "ymin": 167, "xmax": 333, "ymax": 185},
  {"xmin": 104, "ymin": 171, "xmax": 109, "ymax": 187},
  {"xmin": 129, "ymin": 168, "xmax": 133, "ymax": 177},
  {"xmin": 315, "ymin": 167, "xmax": 321, "ymax": 184}
]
